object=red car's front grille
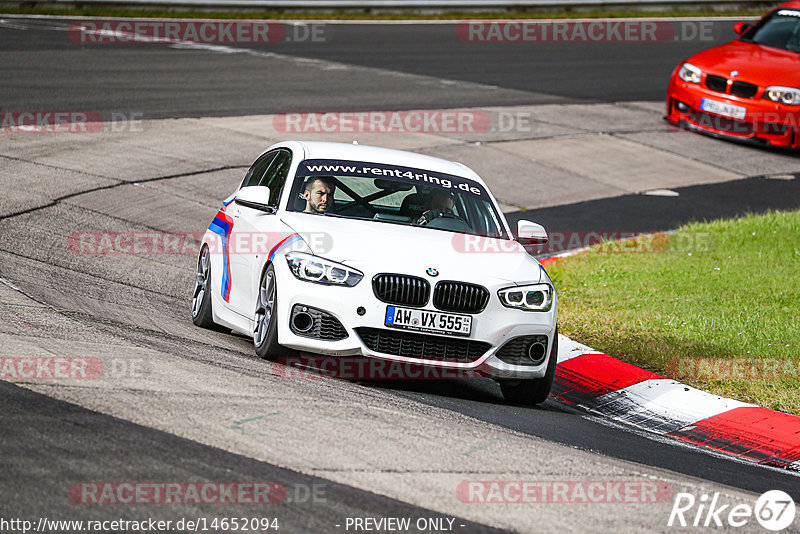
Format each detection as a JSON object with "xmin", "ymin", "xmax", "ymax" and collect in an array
[
  {"xmin": 705, "ymin": 75, "xmax": 727, "ymax": 93},
  {"xmin": 704, "ymin": 74, "xmax": 759, "ymax": 99},
  {"xmin": 731, "ymin": 81, "xmax": 758, "ymax": 99}
]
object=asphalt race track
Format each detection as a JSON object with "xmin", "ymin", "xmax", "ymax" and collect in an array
[
  {"xmin": 1, "ymin": 15, "xmax": 800, "ymax": 533},
  {"xmin": 0, "ymin": 17, "xmax": 740, "ymax": 118}
]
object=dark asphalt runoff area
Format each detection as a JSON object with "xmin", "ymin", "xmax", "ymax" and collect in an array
[
  {"xmin": 0, "ymin": 17, "xmax": 740, "ymax": 118},
  {"xmin": 369, "ymin": 379, "xmax": 800, "ymax": 501},
  {"xmin": 0, "ymin": 381, "xmax": 506, "ymax": 532},
  {"xmin": 508, "ymin": 174, "xmax": 800, "ymax": 240}
]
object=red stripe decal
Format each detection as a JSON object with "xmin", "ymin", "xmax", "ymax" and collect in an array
[
  {"xmin": 268, "ymin": 233, "xmax": 299, "ymax": 262},
  {"xmin": 551, "ymin": 353, "xmax": 665, "ymax": 405},
  {"xmin": 666, "ymin": 407, "xmax": 800, "ymax": 469}
]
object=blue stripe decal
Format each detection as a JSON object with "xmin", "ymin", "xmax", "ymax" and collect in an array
[{"xmin": 208, "ymin": 217, "xmax": 232, "ymax": 300}]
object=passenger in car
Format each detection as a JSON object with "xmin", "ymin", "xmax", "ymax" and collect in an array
[
  {"xmin": 415, "ymin": 189, "xmax": 456, "ymax": 225},
  {"xmin": 426, "ymin": 189, "xmax": 455, "ymax": 214}
]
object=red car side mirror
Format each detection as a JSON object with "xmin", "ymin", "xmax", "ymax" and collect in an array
[{"xmin": 734, "ymin": 22, "xmax": 750, "ymax": 35}]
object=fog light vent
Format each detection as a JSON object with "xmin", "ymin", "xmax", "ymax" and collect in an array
[{"xmin": 495, "ymin": 335, "xmax": 549, "ymax": 366}]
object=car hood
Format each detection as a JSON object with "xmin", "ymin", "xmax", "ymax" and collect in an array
[
  {"xmin": 280, "ymin": 213, "xmax": 542, "ymax": 286},
  {"xmin": 688, "ymin": 40, "xmax": 800, "ymax": 86}
]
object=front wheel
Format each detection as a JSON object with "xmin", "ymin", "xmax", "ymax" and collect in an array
[
  {"xmin": 254, "ymin": 265, "xmax": 291, "ymax": 360},
  {"xmin": 191, "ymin": 246, "xmax": 216, "ymax": 329},
  {"xmin": 499, "ymin": 330, "xmax": 559, "ymax": 405}
]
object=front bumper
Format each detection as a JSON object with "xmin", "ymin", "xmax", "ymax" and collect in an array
[
  {"xmin": 270, "ymin": 259, "xmax": 557, "ymax": 380},
  {"xmin": 665, "ymin": 76, "xmax": 799, "ymax": 149}
]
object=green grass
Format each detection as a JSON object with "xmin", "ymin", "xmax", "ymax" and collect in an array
[
  {"xmin": 547, "ymin": 210, "xmax": 800, "ymax": 415},
  {"xmin": 0, "ymin": 5, "xmax": 769, "ymax": 20}
]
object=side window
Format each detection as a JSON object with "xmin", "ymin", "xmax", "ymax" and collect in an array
[
  {"xmin": 258, "ymin": 150, "xmax": 292, "ymax": 206},
  {"xmin": 241, "ymin": 151, "xmax": 278, "ymax": 189}
]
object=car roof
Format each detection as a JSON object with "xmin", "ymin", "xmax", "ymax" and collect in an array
[
  {"xmin": 778, "ymin": 1, "xmax": 800, "ymax": 9},
  {"xmin": 281, "ymin": 140, "xmax": 488, "ymax": 188}
]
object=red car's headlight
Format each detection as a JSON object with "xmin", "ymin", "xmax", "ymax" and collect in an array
[
  {"xmin": 765, "ymin": 86, "xmax": 800, "ymax": 106},
  {"xmin": 678, "ymin": 63, "xmax": 702, "ymax": 84}
]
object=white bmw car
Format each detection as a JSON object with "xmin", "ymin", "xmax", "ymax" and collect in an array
[{"xmin": 192, "ymin": 141, "xmax": 558, "ymax": 404}]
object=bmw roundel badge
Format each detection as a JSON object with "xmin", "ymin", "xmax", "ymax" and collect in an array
[{"xmin": 426, "ymin": 267, "xmax": 439, "ymax": 277}]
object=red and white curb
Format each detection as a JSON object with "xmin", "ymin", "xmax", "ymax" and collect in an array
[{"xmin": 540, "ymin": 255, "xmax": 800, "ymax": 472}]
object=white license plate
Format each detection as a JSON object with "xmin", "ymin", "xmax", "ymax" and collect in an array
[
  {"xmin": 385, "ymin": 306, "xmax": 472, "ymax": 337},
  {"xmin": 700, "ymin": 98, "xmax": 746, "ymax": 120}
]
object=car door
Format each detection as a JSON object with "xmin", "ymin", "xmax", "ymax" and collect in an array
[{"xmin": 225, "ymin": 149, "xmax": 293, "ymax": 319}]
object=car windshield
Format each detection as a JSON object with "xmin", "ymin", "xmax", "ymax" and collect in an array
[
  {"xmin": 742, "ymin": 8, "xmax": 800, "ymax": 53},
  {"xmin": 288, "ymin": 159, "xmax": 508, "ymax": 239}
]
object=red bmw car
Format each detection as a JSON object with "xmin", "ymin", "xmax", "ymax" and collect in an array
[{"xmin": 666, "ymin": 2, "xmax": 800, "ymax": 148}]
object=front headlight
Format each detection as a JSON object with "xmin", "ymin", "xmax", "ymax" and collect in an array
[
  {"xmin": 285, "ymin": 252, "xmax": 363, "ymax": 287},
  {"xmin": 678, "ymin": 63, "xmax": 702, "ymax": 84},
  {"xmin": 498, "ymin": 283, "xmax": 554, "ymax": 312},
  {"xmin": 765, "ymin": 86, "xmax": 800, "ymax": 106}
]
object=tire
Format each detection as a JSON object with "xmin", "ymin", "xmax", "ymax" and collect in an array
[
  {"xmin": 254, "ymin": 264, "xmax": 292, "ymax": 360},
  {"xmin": 191, "ymin": 246, "xmax": 217, "ymax": 329},
  {"xmin": 499, "ymin": 330, "xmax": 559, "ymax": 405}
]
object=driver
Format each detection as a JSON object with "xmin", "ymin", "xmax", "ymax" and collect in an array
[{"xmin": 302, "ymin": 176, "xmax": 336, "ymax": 214}]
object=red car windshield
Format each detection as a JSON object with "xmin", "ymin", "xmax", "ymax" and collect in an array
[{"xmin": 742, "ymin": 8, "xmax": 800, "ymax": 53}]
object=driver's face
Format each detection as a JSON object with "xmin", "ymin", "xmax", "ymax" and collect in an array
[{"xmin": 304, "ymin": 180, "xmax": 334, "ymax": 213}]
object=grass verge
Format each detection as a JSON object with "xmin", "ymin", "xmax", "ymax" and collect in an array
[
  {"xmin": 0, "ymin": 5, "xmax": 769, "ymax": 20},
  {"xmin": 547, "ymin": 209, "xmax": 800, "ymax": 415}
]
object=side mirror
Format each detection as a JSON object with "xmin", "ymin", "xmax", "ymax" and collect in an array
[
  {"xmin": 516, "ymin": 220, "xmax": 548, "ymax": 245},
  {"xmin": 734, "ymin": 22, "xmax": 750, "ymax": 35},
  {"xmin": 235, "ymin": 186, "xmax": 274, "ymax": 212}
]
